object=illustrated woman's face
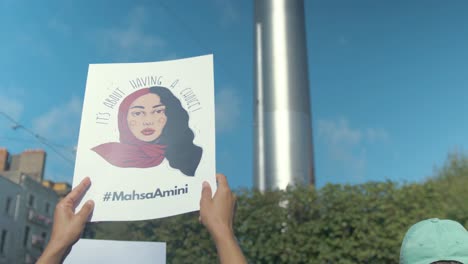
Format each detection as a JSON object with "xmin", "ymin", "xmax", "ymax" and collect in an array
[{"xmin": 127, "ymin": 93, "xmax": 167, "ymax": 142}]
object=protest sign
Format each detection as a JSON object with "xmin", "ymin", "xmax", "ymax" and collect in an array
[
  {"xmin": 64, "ymin": 239, "xmax": 166, "ymax": 264},
  {"xmin": 73, "ymin": 55, "xmax": 216, "ymax": 221}
]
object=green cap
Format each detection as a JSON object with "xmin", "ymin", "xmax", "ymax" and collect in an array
[{"xmin": 400, "ymin": 218, "xmax": 468, "ymax": 264}]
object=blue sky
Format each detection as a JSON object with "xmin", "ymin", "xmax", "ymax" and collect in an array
[{"xmin": 1, "ymin": 0, "xmax": 467, "ymax": 189}]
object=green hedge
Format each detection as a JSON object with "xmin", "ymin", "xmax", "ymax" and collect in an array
[{"xmin": 86, "ymin": 153, "xmax": 468, "ymax": 263}]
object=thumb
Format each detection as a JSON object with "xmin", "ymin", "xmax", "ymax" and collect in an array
[
  {"xmin": 76, "ymin": 200, "xmax": 94, "ymax": 222},
  {"xmin": 200, "ymin": 181, "xmax": 212, "ymax": 206}
]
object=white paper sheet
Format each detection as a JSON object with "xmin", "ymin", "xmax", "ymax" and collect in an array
[
  {"xmin": 64, "ymin": 239, "xmax": 166, "ymax": 264},
  {"xmin": 73, "ymin": 55, "xmax": 216, "ymax": 221}
]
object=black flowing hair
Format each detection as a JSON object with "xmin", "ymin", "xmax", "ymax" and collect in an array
[{"xmin": 149, "ymin": 86, "xmax": 203, "ymax": 176}]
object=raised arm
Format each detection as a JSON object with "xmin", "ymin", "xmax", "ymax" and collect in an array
[
  {"xmin": 199, "ymin": 173, "xmax": 247, "ymax": 264},
  {"xmin": 37, "ymin": 177, "xmax": 95, "ymax": 264}
]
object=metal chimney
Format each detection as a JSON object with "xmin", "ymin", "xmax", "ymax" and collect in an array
[{"xmin": 254, "ymin": 0, "xmax": 314, "ymax": 190}]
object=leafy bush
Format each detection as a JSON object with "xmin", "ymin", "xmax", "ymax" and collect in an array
[{"xmin": 85, "ymin": 153, "xmax": 468, "ymax": 263}]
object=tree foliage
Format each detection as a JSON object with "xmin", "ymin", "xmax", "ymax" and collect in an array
[{"xmin": 85, "ymin": 153, "xmax": 468, "ymax": 263}]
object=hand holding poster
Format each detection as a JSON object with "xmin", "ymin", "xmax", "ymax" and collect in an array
[{"xmin": 73, "ymin": 55, "xmax": 216, "ymax": 221}]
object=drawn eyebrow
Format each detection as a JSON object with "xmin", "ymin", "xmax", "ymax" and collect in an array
[
  {"xmin": 153, "ymin": 104, "xmax": 165, "ymax": 108},
  {"xmin": 130, "ymin": 106, "xmax": 144, "ymax": 109}
]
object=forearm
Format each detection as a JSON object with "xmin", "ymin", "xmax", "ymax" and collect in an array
[
  {"xmin": 36, "ymin": 242, "xmax": 69, "ymax": 264},
  {"xmin": 214, "ymin": 232, "xmax": 247, "ymax": 264}
]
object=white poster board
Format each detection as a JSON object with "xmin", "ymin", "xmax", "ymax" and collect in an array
[
  {"xmin": 64, "ymin": 239, "xmax": 166, "ymax": 264},
  {"xmin": 73, "ymin": 55, "xmax": 216, "ymax": 221}
]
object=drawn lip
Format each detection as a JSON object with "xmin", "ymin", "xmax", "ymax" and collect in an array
[{"xmin": 141, "ymin": 128, "xmax": 155, "ymax": 135}]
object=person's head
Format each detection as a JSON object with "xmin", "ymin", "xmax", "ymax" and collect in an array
[
  {"xmin": 118, "ymin": 88, "xmax": 162, "ymax": 144},
  {"xmin": 400, "ymin": 218, "xmax": 468, "ymax": 264},
  {"xmin": 431, "ymin": 261, "xmax": 463, "ymax": 264},
  {"xmin": 127, "ymin": 92, "xmax": 167, "ymax": 142},
  {"xmin": 117, "ymin": 86, "xmax": 202, "ymax": 176}
]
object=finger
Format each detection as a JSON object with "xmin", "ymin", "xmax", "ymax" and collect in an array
[
  {"xmin": 67, "ymin": 177, "xmax": 91, "ymax": 205},
  {"xmin": 233, "ymin": 198, "xmax": 238, "ymax": 221},
  {"xmin": 216, "ymin": 173, "xmax": 228, "ymax": 189},
  {"xmin": 201, "ymin": 181, "xmax": 212, "ymax": 205},
  {"xmin": 76, "ymin": 200, "xmax": 94, "ymax": 222}
]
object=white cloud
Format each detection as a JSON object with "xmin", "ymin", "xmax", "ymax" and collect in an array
[
  {"xmin": 318, "ymin": 119, "xmax": 361, "ymax": 147},
  {"xmin": 32, "ymin": 96, "xmax": 82, "ymax": 141},
  {"xmin": 365, "ymin": 127, "xmax": 389, "ymax": 143},
  {"xmin": 48, "ymin": 17, "xmax": 72, "ymax": 36},
  {"xmin": 214, "ymin": 0, "xmax": 239, "ymax": 24},
  {"xmin": 102, "ymin": 26, "xmax": 164, "ymax": 53},
  {"xmin": 338, "ymin": 35, "xmax": 349, "ymax": 45},
  {"xmin": 15, "ymin": 31, "xmax": 53, "ymax": 59},
  {"xmin": 215, "ymin": 88, "xmax": 241, "ymax": 133},
  {"xmin": 95, "ymin": 6, "xmax": 166, "ymax": 60},
  {"xmin": 0, "ymin": 94, "xmax": 24, "ymax": 148},
  {"xmin": 317, "ymin": 118, "xmax": 390, "ymax": 180},
  {"xmin": 0, "ymin": 94, "xmax": 24, "ymax": 120}
]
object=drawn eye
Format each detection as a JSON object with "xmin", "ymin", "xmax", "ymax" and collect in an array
[
  {"xmin": 131, "ymin": 111, "xmax": 144, "ymax": 117},
  {"xmin": 153, "ymin": 109, "xmax": 166, "ymax": 114}
]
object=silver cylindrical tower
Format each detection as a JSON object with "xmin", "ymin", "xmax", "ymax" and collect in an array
[{"xmin": 254, "ymin": 0, "xmax": 314, "ymax": 190}]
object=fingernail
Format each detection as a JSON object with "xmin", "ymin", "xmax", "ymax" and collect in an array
[
  {"xmin": 202, "ymin": 181, "xmax": 209, "ymax": 188},
  {"xmin": 86, "ymin": 200, "xmax": 95, "ymax": 206}
]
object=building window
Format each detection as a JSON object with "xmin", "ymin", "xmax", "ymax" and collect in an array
[
  {"xmin": 4, "ymin": 197, "xmax": 12, "ymax": 215},
  {"xmin": 45, "ymin": 202, "xmax": 50, "ymax": 214},
  {"xmin": 0, "ymin": 229, "xmax": 7, "ymax": 255},
  {"xmin": 23, "ymin": 226, "xmax": 30, "ymax": 247},
  {"xmin": 28, "ymin": 195, "xmax": 35, "ymax": 208},
  {"xmin": 40, "ymin": 232, "xmax": 47, "ymax": 251}
]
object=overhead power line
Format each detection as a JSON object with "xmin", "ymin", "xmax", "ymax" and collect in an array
[{"xmin": 0, "ymin": 111, "xmax": 75, "ymax": 166}]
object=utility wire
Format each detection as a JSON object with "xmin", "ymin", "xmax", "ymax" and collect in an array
[
  {"xmin": 0, "ymin": 112, "xmax": 76, "ymax": 152},
  {"xmin": 0, "ymin": 136, "xmax": 41, "ymax": 144},
  {"xmin": 0, "ymin": 111, "xmax": 75, "ymax": 166}
]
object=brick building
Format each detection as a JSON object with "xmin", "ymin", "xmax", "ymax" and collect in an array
[{"xmin": 0, "ymin": 148, "xmax": 46, "ymax": 183}]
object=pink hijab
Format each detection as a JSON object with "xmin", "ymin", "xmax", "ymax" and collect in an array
[{"xmin": 92, "ymin": 88, "xmax": 166, "ymax": 168}]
